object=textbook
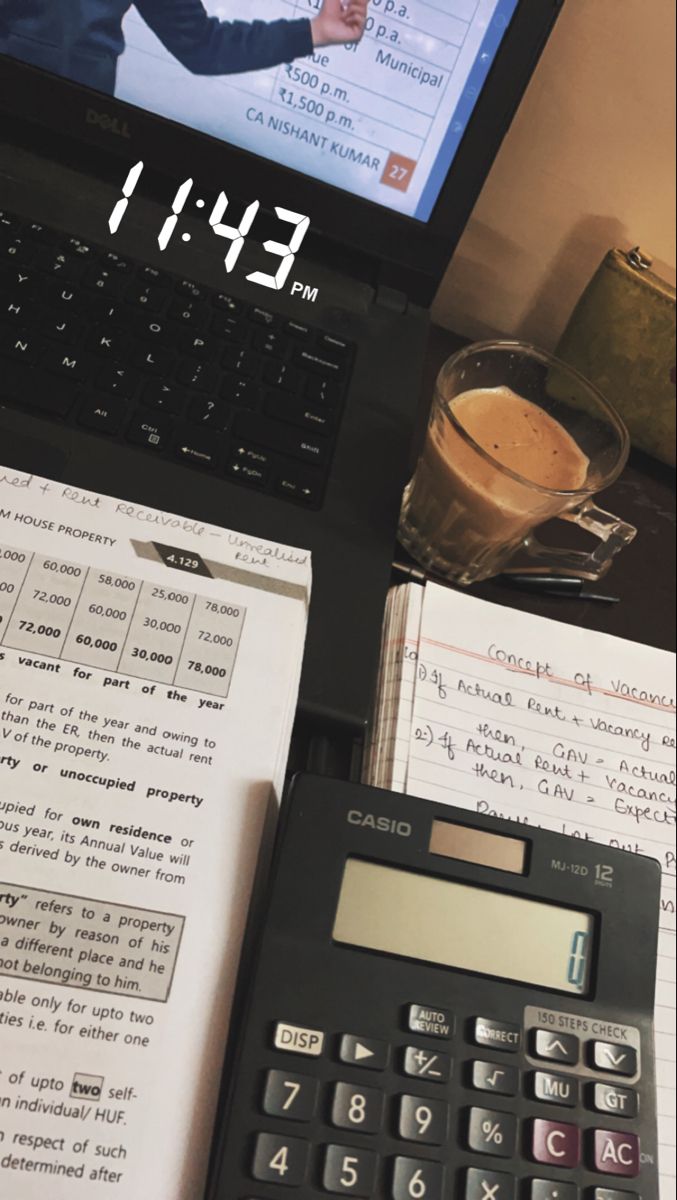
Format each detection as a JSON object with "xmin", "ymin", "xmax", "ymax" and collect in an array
[
  {"xmin": 0, "ymin": 465, "xmax": 310, "ymax": 1199},
  {"xmin": 365, "ymin": 581, "xmax": 676, "ymax": 1193}
]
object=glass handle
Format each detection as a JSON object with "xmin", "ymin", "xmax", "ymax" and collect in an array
[{"xmin": 521, "ymin": 499, "xmax": 637, "ymax": 582}]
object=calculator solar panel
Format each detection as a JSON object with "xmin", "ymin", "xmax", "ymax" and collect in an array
[{"xmin": 208, "ymin": 775, "xmax": 661, "ymax": 1200}]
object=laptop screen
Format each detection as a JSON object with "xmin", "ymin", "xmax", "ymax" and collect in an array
[{"xmin": 1, "ymin": 0, "xmax": 519, "ymax": 223}]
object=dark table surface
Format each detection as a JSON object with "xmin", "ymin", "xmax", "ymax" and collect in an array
[{"xmin": 414, "ymin": 326, "xmax": 676, "ymax": 655}]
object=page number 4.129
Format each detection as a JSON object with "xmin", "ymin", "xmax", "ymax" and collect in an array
[{"xmin": 108, "ymin": 161, "xmax": 316, "ymax": 300}]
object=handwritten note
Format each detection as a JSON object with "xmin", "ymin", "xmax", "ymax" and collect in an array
[{"xmin": 400, "ymin": 584, "xmax": 675, "ymax": 1193}]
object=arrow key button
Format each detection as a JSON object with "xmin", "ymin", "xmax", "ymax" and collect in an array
[
  {"xmin": 532, "ymin": 1030, "xmax": 579, "ymax": 1066},
  {"xmin": 590, "ymin": 1041, "xmax": 638, "ymax": 1077},
  {"xmin": 339, "ymin": 1034, "xmax": 390, "ymax": 1071}
]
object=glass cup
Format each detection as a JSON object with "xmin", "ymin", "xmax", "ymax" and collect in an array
[{"xmin": 398, "ymin": 341, "xmax": 636, "ymax": 586}]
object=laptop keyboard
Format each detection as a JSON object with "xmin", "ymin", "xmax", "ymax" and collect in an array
[{"xmin": 0, "ymin": 210, "xmax": 355, "ymax": 509}]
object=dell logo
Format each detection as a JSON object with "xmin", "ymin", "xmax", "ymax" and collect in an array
[
  {"xmin": 347, "ymin": 810, "xmax": 412, "ymax": 837},
  {"xmin": 86, "ymin": 109, "xmax": 131, "ymax": 139}
]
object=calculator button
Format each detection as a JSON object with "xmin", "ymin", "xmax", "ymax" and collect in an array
[
  {"xmin": 532, "ymin": 1070, "xmax": 578, "ymax": 1107},
  {"xmin": 398, "ymin": 1094, "xmax": 448, "ymax": 1145},
  {"xmin": 252, "ymin": 1131, "xmax": 309, "ymax": 1185},
  {"xmin": 590, "ymin": 1083, "xmax": 638, "ymax": 1118},
  {"xmin": 262, "ymin": 1070, "xmax": 318, "ymax": 1122},
  {"xmin": 322, "ymin": 1144, "xmax": 378, "ymax": 1195},
  {"xmin": 403, "ymin": 1046, "xmax": 452, "ymax": 1083},
  {"xmin": 331, "ymin": 1082, "xmax": 383, "ymax": 1134},
  {"xmin": 592, "ymin": 1130, "xmax": 640, "ymax": 1177},
  {"xmin": 467, "ymin": 1107, "xmax": 516, "ymax": 1158},
  {"xmin": 530, "ymin": 1118, "xmax": 581, "ymax": 1168},
  {"xmin": 273, "ymin": 1021, "xmax": 325, "ymax": 1058},
  {"xmin": 339, "ymin": 1034, "xmax": 390, "ymax": 1071},
  {"xmin": 591, "ymin": 1190, "xmax": 639, "ymax": 1200},
  {"xmin": 471, "ymin": 1060, "xmax": 518, "ymax": 1096},
  {"xmin": 590, "ymin": 1042, "xmax": 638, "ymax": 1077},
  {"xmin": 473, "ymin": 1018, "xmax": 521, "ymax": 1052},
  {"xmin": 392, "ymin": 1157, "xmax": 445, "ymax": 1200},
  {"xmin": 465, "ymin": 1166, "xmax": 514, "ymax": 1200},
  {"xmin": 407, "ymin": 1003, "xmax": 453, "ymax": 1039},
  {"xmin": 532, "ymin": 1030, "xmax": 579, "ymax": 1066},
  {"xmin": 529, "ymin": 1179, "xmax": 578, "ymax": 1200}
]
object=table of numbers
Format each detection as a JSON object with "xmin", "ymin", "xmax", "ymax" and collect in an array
[{"xmin": 0, "ymin": 543, "xmax": 245, "ymax": 697}]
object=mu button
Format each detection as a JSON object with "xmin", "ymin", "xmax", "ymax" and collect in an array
[{"xmin": 531, "ymin": 1118, "xmax": 581, "ymax": 1168}]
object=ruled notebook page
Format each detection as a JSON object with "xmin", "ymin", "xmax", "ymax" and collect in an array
[{"xmin": 405, "ymin": 584, "xmax": 676, "ymax": 1193}]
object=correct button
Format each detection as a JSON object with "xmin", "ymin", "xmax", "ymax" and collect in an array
[{"xmin": 473, "ymin": 1018, "xmax": 521, "ymax": 1052}]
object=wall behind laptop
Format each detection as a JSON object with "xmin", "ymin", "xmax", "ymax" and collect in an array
[{"xmin": 433, "ymin": 0, "xmax": 676, "ymax": 348}]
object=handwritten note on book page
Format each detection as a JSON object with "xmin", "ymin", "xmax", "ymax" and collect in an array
[
  {"xmin": 0, "ymin": 466, "xmax": 310, "ymax": 1200},
  {"xmin": 404, "ymin": 584, "xmax": 675, "ymax": 1193}
]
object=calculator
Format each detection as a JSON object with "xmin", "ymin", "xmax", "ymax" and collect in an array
[{"xmin": 208, "ymin": 774, "xmax": 661, "ymax": 1200}]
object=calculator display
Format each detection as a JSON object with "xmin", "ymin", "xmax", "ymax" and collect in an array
[{"xmin": 333, "ymin": 859, "xmax": 594, "ymax": 995}]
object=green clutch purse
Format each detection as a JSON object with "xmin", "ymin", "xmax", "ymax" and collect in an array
[{"xmin": 556, "ymin": 248, "xmax": 676, "ymax": 467}]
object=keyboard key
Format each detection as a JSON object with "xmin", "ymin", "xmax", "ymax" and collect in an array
[
  {"xmin": 465, "ymin": 1167, "xmax": 514, "ymax": 1200},
  {"xmin": 233, "ymin": 411, "xmax": 330, "ymax": 466},
  {"xmin": 252, "ymin": 1131, "xmax": 309, "ymax": 1186},
  {"xmin": 176, "ymin": 358, "xmax": 219, "ymax": 392},
  {"xmin": 262, "ymin": 1069, "xmax": 318, "ymax": 1123},
  {"xmin": 251, "ymin": 327, "xmax": 284, "ymax": 356},
  {"xmin": 220, "ymin": 374, "xmax": 260, "ymax": 409},
  {"xmin": 133, "ymin": 345, "xmax": 178, "ymax": 376},
  {"xmin": 83, "ymin": 266, "xmax": 126, "ymax": 298},
  {"xmin": 592, "ymin": 1130, "xmax": 640, "ymax": 1177},
  {"xmin": 1, "ymin": 235, "xmax": 35, "ymax": 266},
  {"xmin": 262, "ymin": 360, "xmax": 302, "ymax": 391},
  {"xmin": 0, "ymin": 327, "xmax": 42, "ymax": 364},
  {"xmin": 62, "ymin": 236, "xmax": 95, "ymax": 260},
  {"xmin": 45, "ymin": 280, "xmax": 90, "ymax": 313},
  {"xmin": 39, "ymin": 310, "xmax": 86, "ymax": 344},
  {"xmin": 331, "ymin": 1082, "xmax": 382, "ymax": 1134},
  {"xmin": 182, "ymin": 332, "xmax": 217, "ymax": 359},
  {"xmin": 138, "ymin": 264, "xmax": 171, "ymax": 288},
  {"xmin": 402, "ymin": 1046, "xmax": 451, "ymax": 1083},
  {"xmin": 1, "ymin": 265, "xmax": 40, "ymax": 297},
  {"xmin": 530, "ymin": 1118, "xmax": 580, "ymax": 1168},
  {"xmin": 230, "ymin": 443, "xmax": 273, "ymax": 473},
  {"xmin": 142, "ymin": 380, "xmax": 184, "ymax": 414},
  {"xmin": 87, "ymin": 327, "xmax": 128, "ymax": 360},
  {"xmin": 176, "ymin": 278, "xmax": 206, "ymax": 300},
  {"xmin": 339, "ymin": 1035, "xmax": 389, "ymax": 1071},
  {"xmin": 187, "ymin": 397, "xmax": 231, "ymax": 431},
  {"xmin": 530, "ymin": 1180, "xmax": 578, "ymax": 1200},
  {"xmin": 590, "ymin": 1083, "xmax": 638, "ymax": 1118},
  {"xmin": 468, "ymin": 1107, "xmax": 517, "ymax": 1158},
  {"xmin": 36, "ymin": 249, "xmax": 84, "ymax": 280},
  {"xmin": 532, "ymin": 1030, "xmax": 579, "ymax": 1066},
  {"xmin": 212, "ymin": 291, "xmax": 243, "ymax": 314},
  {"xmin": 471, "ymin": 1061, "xmax": 518, "ymax": 1096},
  {"xmin": 318, "ymin": 332, "xmax": 351, "ymax": 358},
  {"xmin": 102, "ymin": 251, "xmax": 132, "ymax": 275},
  {"xmin": 126, "ymin": 412, "xmax": 173, "ymax": 451},
  {"xmin": 284, "ymin": 318, "xmax": 312, "ymax": 340},
  {"xmin": 250, "ymin": 305, "xmax": 278, "ymax": 328},
  {"xmin": 168, "ymin": 297, "xmax": 207, "ymax": 328},
  {"xmin": 294, "ymin": 346, "xmax": 345, "ymax": 378},
  {"xmin": 265, "ymin": 392, "xmax": 333, "ymax": 434},
  {"xmin": 0, "ymin": 365, "xmax": 76, "ymax": 418},
  {"xmin": 306, "ymin": 375, "xmax": 340, "ymax": 406},
  {"xmin": 23, "ymin": 222, "xmax": 60, "ymax": 246},
  {"xmin": 323, "ymin": 1145, "xmax": 377, "ymax": 1196},
  {"xmin": 274, "ymin": 463, "xmax": 323, "ymax": 506},
  {"xmin": 221, "ymin": 345, "xmax": 258, "ymax": 376},
  {"xmin": 473, "ymin": 1018, "xmax": 521, "ymax": 1053},
  {"xmin": 78, "ymin": 396, "xmax": 126, "ymax": 435},
  {"xmin": 406, "ymin": 1004, "xmax": 454, "ymax": 1040},
  {"xmin": 126, "ymin": 282, "xmax": 166, "ymax": 312},
  {"xmin": 210, "ymin": 313, "xmax": 247, "ymax": 342},
  {"xmin": 392, "ymin": 1157, "xmax": 445, "ymax": 1200},
  {"xmin": 174, "ymin": 428, "xmax": 221, "ymax": 470},
  {"xmin": 97, "ymin": 364, "xmax": 140, "ymax": 401},
  {"xmin": 532, "ymin": 1071, "xmax": 578, "ymax": 1107},
  {"xmin": 43, "ymin": 347, "xmax": 91, "ymax": 382},
  {"xmin": 398, "ymin": 1094, "xmax": 448, "ymax": 1145},
  {"xmin": 590, "ymin": 1043, "xmax": 638, "ymax": 1077},
  {"xmin": 226, "ymin": 454, "xmax": 269, "ymax": 489}
]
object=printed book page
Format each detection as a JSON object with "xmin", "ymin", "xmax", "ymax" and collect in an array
[
  {"xmin": 0, "ymin": 466, "xmax": 310, "ymax": 1199},
  {"xmin": 405, "ymin": 583, "xmax": 675, "ymax": 1194}
]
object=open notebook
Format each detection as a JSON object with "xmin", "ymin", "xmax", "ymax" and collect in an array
[{"xmin": 365, "ymin": 582, "xmax": 675, "ymax": 1194}]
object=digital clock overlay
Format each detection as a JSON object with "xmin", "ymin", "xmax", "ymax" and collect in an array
[{"xmin": 109, "ymin": 161, "xmax": 312, "ymax": 299}]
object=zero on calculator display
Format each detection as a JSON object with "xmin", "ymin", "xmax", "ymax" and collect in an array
[{"xmin": 333, "ymin": 859, "xmax": 595, "ymax": 996}]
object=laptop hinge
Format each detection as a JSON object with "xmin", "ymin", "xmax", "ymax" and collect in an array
[{"xmin": 374, "ymin": 283, "xmax": 408, "ymax": 315}]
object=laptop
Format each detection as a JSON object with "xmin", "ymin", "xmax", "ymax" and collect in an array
[{"xmin": 0, "ymin": 0, "xmax": 562, "ymax": 733}]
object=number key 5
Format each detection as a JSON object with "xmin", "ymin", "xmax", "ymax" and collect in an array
[{"xmin": 323, "ymin": 1144, "xmax": 378, "ymax": 1195}]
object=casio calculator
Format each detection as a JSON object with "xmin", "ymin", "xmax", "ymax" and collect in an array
[{"xmin": 208, "ymin": 774, "xmax": 661, "ymax": 1200}]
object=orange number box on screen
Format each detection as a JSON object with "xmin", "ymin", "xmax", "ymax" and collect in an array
[{"xmin": 382, "ymin": 153, "xmax": 418, "ymax": 193}]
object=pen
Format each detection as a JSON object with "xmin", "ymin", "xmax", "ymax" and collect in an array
[{"xmin": 497, "ymin": 574, "xmax": 620, "ymax": 603}]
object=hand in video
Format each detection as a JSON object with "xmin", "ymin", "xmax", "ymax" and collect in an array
[{"xmin": 312, "ymin": 0, "xmax": 369, "ymax": 47}]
